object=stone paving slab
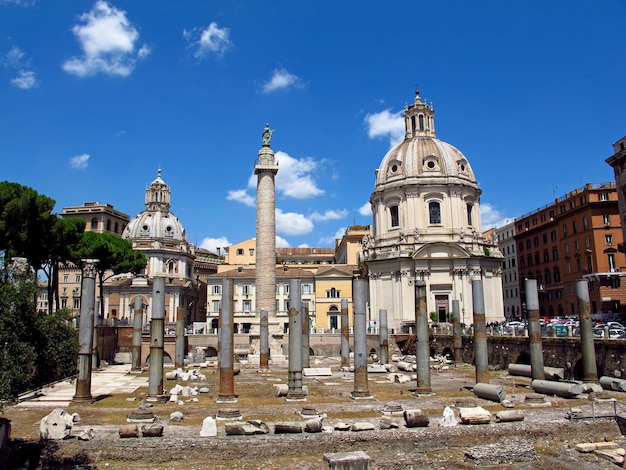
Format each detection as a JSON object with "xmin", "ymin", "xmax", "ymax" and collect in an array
[{"xmin": 16, "ymin": 365, "xmax": 147, "ymax": 408}]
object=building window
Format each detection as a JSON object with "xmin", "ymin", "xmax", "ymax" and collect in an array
[
  {"xmin": 533, "ymin": 236, "xmax": 539, "ymax": 247},
  {"xmin": 526, "ymin": 240, "xmax": 531, "ymax": 249},
  {"xmin": 106, "ymin": 219, "xmax": 111, "ymax": 231},
  {"xmin": 603, "ymin": 214, "xmax": 611, "ymax": 226},
  {"xmin": 554, "ymin": 267, "xmax": 561, "ymax": 282},
  {"xmin": 587, "ymin": 257, "xmax": 593, "ymax": 273},
  {"xmin": 585, "ymin": 236, "xmax": 591, "ymax": 247},
  {"xmin": 284, "ymin": 283, "xmax": 289, "ymax": 294},
  {"xmin": 542, "ymin": 234, "xmax": 548, "ymax": 244},
  {"xmin": 242, "ymin": 285, "xmax": 250, "ymax": 295},
  {"xmin": 249, "ymin": 249, "xmax": 254, "ymax": 256},
  {"xmin": 583, "ymin": 217, "xmax": 588, "ymax": 229},
  {"xmin": 73, "ymin": 298, "xmax": 80, "ymax": 309},
  {"xmin": 390, "ymin": 206, "xmax": 399, "ymax": 227},
  {"xmin": 61, "ymin": 298, "xmax": 67, "ymax": 308},
  {"xmin": 91, "ymin": 217, "xmax": 98, "ymax": 230},
  {"xmin": 418, "ymin": 114, "xmax": 425, "ymax": 131},
  {"xmin": 608, "ymin": 253, "xmax": 617, "ymax": 272},
  {"xmin": 236, "ymin": 248, "xmax": 244, "ymax": 256},
  {"xmin": 519, "ymin": 242, "xmax": 524, "ymax": 252},
  {"xmin": 562, "ymin": 225, "xmax": 567, "ymax": 236},
  {"xmin": 565, "ymin": 243, "xmax": 570, "ymax": 254},
  {"xmin": 212, "ymin": 300, "xmax": 220, "ymax": 312},
  {"xmin": 543, "ymin": 251, "xmax": 549, "ymax": 262},
  {"xmin": 302, "ymin": 284, "xmax": 312, "ymax": 294},
  {"xmin": 576, "ymin": 258, "xmax": 581, "ymax": 273},
  {"xmin": 243, "ymin": 300, "xmax": 251, "ymax": 312},
  {"xmin": 467, "ymin": 203, "xmax": 473, "ymax": 225},
  {"xmin": 284, "ymin": 300, "xmax": 290, "ymax": 311},
  {"xmin": 574, "ymin": 240, "xmax": 579, "ymax": 250},
  {"xmin": 327, "ymin": 288, "xmax": 341, "ymax": 298},
  {"xmin": 600, "ymin": 192, "xmax": 608, "ymax": 201},
  {"xmin": 552, "ymin": 249, "xmax": 558, "ymax": 260},
  {"xmin": 63, "ymin": 275, "xmax": 69, "ymax": 283},
  {"xmin": 429, "ymin": 202, "xmax": 441, "ymax": 224},
  {"xmin": 212, "ymin": 285, "xmax": 220, "ymax": 295},
  {"xmin": 572, "ymin": 221, "xmax": 577, "ymax": 234},
  {"xmin": 75, "ymin": 275, "xmax": 81, "ymax": 283},
  {"xmin": 551, "ymin": 231, "xmax": 557, "ymax": 242},
  {"xmin": 606, "ymin": 234, "xmax": 613, "ymax": 245},
  {"xmin": 540, "ymin": 214, "xmax": 546, "ymax": 222}
]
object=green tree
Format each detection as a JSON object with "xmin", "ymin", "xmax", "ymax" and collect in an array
[
  {"xmin": 0, "ymin": 181, "xmax": 56, "ymax": 266},
  {"xmin": 40, "ymin": 217, "xmax": 85, "ymax": 314},
  {"xmin": 71, "ymin": 232, "xmax": 146, "ymax": 318}
]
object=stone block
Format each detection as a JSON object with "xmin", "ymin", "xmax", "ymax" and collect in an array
[
  {"xmin": 141, "ymin": 424, "xmax": 164, "ymax": 437},
  {"xmin": 351, "ymin": 422, "xmax": 376, "ymax": 432},
  {"xmin": 404, "ymin": 409, "xmax": 429, "ymax": 428},
  {"xmin": 39, "ymin": 408, "xmax": 73, "ymax": 440},
  {"xmin": 303, "ymin": 367, "xmax": 332, "ymax": 377},
  {"xmin": 324, "ymin": 451, "xmax": 372, "ymax": 470},
  {"xmin": 200, "ymin": 417, "xmax": 217, "ymax": 437},
  {"xmin": 118, "ymin": 424, "xmax": 140, "ymax": 438},
  {"xmin": 594, "ymin": 449, "xmax": 625, "ymax": 465},
  {"xmin": 459, "ymin": 406, "xmax": 491, "ymax": 425}
]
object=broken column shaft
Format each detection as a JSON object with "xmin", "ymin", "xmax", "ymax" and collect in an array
[
  {"xmin": 414, "ymin": 281, "xmax": 431, "ymax": 393},
  {"xmin": 217, "ymin": 278, "xmax": 237, "ymax": 403},
  {"xmin": 577, "ymin": 279, "xmax": 598, "ymax": 382},
  {"xmin": 525, "ymin": 279, "xmax": 545, "ymax": 380},
  {"xmin": 147, "ymin": 276, "xmax": 165, "ymax": 401},
  {"xmin": 341, "ymin": 299, "xmax": 350, "ymax": 368},
  {"xmin": 131, "ymin": 296, "xmax": 144, "ymax": 372},
  {"xmin": 259, "ymin": 309, "xmax": 269, "ymax": 369},
  {"xmin": 175, "ymin": 306, "xmax": 185, "ymax": 369},
  {"xmin": 351, "ymin": 279, "xmax": 371, "ymax": 399},
  {"xmin": 302, "ymin": 305, "xmax": 310, "ymax": 369},
  {"xmin": 472, "ymin": 280, "xmax": 489, "ymax": 385},
  {"xmin": 287, "ymin": 279, "xmax": 305, "ymax": 400},
  {"xmin": 379, "ymin": 309, "xmax": 388, "ymax": 365},
  {"xmin": 452, "ymin": 299, "xmax": 463, "ymax": 363},
  {"xmin": 73, "ymin": 259, "xmax": 98, "ymax": 403}
]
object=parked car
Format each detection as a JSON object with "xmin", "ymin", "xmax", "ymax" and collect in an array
[
  {"xmin": 593, "ymin": 327, "xmax": 626, "ymax": 339},
  {"xmin": 607, "ymin": 321, "xmax": 625, "ymax": 330}
]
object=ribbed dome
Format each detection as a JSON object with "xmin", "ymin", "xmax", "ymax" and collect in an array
[
  {"xmin": 122, "ymin": 169, "xmax": 188, "ymax": 246},
  {"xmin": 375, "ymin": 136, "xmax": 477, "ymax": 187},
  {"xmin": 374, "ymin": 91, "xmax": 477, "ymax": 190},
  {"xmin": 123, "ymin": 210, "xmax": 187, "ymax": 243}
]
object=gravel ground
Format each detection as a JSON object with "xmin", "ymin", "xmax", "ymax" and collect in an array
[{"xmin": 4, "ymin": 359, "xmax": 626, "ymax": 469}]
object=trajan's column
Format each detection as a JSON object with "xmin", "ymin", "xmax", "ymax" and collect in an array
[{"xmin": 254, "ymin": 124, "xmax": 280, "ymax": 342}]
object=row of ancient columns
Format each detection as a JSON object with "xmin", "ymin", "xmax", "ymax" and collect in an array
[{"xmin": 75, "ymin": 264, "xmax": 599, "ymax": 404}]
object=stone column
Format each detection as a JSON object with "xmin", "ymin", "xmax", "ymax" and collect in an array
[
  {"xmin": 218, "ymin": 278, "xmax": 237, "ymax": 403},
  {"xmin": 525, "ymin": 279, "xmax": 545, "ymax": 380},
  {"xmin": 73, "ymin": 259, "xmax": 98, "ymax": 403},
  {"xmin": 452, "ymin": 299, "xmax": 463, "ymax": 363},
  {"xmin": 340, "ymin": 298, "xmax": 350, "ymax": 368},
  {"xmin": 175, "ymin": 306, "xmax": 185, "ymax": 369},
  {"xmin": 472, "ymin": 280, "xmax": 489, "ymax": 385},
  {"xmin": 379, "ymin": 309, "xmax": 388, "ymax": 364},
  {"xmin": 131, "ymin": 296, "xmax": 144, "ymax": 372},
  {"xmin": 147, "ymin": 276, "xmax": 165, "ymax": 401},
  {"xmin": 92, "ymin": 305, "xmax": 99, "ymax": 370},
  {"xmin": 254, "ymin": 125, "xmax": 279, "ymax": 336},
  {"xmin": 302, "ymin": 305, "xmax": 310, "ymax": 369},
  {"xmin": 577, "ymin": 279, "xmax": 598, "ymax": 382},
  {"xmin": 351, "ymin": 279, "xmax": 372, "ymax": 399},
  {"xmin": 259, "ymin": 309, "xmax": 269, "ymax": 370},
  {"xmin": 414, "ymin": 281, "xmax": 431, "ymax": 394},
  {"xmin": 287, "ymin": 279, "xmax": 305, "ymax": 400}
]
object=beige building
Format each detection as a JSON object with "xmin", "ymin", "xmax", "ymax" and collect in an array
[{"xmin": 364, "ymin": 91, "xmax": 504, "ymax": 330}]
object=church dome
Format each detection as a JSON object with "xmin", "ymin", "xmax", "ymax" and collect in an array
[
  {"xmin": 374, "ymin": 91, "xmax": 478, "ymax": 190},
  {"xmin": 122, "ymin": 169, "xmax": 189, "ymax": 247}
]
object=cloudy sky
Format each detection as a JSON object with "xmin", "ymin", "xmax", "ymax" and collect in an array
[{"xmin": 1, "ymin": 1, "xmax": 625, "ymax": 252}]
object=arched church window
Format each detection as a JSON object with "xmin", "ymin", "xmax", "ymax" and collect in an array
[
  {"xmin": 429, "ymin": 202, "xmax": 441, "ymax": 224},
  {"xmin": 411, "ymin": 116, "xmax": 416, "ymax": 135},
  {"xmin": 114, "ymin": 222, "xmax": 119, "ymax": 233},
  {"xmin": 418, "ymin": 114, "xmax": 424, "ymax": 131},
  {"xmin": 106, "ymin": 219, "xmax": 111, "ymax": 231},
  {"xmin": 390, "ymin": 206, "xmax": 399, "ymax": 227},
  {"xmin": 91, "ymin": 217, "xmax": 98, "ymax": 230},
  {"xmin": 467, "ymin": 203, "xmax": 473, "ymax": 226}
]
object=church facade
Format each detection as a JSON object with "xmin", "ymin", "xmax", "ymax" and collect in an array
[{"xmin": 363, "ymin": 92, "xmax": 504, "ymax": 331}]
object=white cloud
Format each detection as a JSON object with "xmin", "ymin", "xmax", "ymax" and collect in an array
[
  {"xmin": 199, "ymin": 236, "xmax": 230, "ymax": 254},
  {"xmin": 3, "ymin": 46, "xmax": 25, "ymax": 68},
  {"xmin": 274, "ymin": 151, "xmax": 324, "ymax": 199},
  {"xmin": 319, "ymin": 226, "xmax": 347, "ymax": 245},
  {"xmin": 310, "ymin": 209, "xmax": 349, "ymax": 222},
  {"xmin": 69, "ymin": 153, "xmax": 90, "ymax": 170},
  {"xmin": 10, "ymin": 70, "xmax": 37, "ymax": 89},
  {"xmin": 261, "ymin": 68, "xmax": 304, "ymax": 94},
  {"xmin": 226, "ymin": 189, "xmax": 255, "ymax": 207},
  {"xmin": 276, "ymin": 236, "xmax": 290, "ymax": 248},
  {"xmin": 480, "ymin": 202, "xmax": 512, "ymax": 229},
  {"xmin": 364, "ymin": 109, "xmax": 405, "ymax": 147},
  {"xmin": 276, "ymin": 208, "xmax": 314, "ymax": 236},
  {"xmin": 63, "ymin": 1, "xmax": 149, "ymax": 77},
  {"xmin": 358, "ymin": 202, "xmax": 371, "ymax": 216},
  {"xmin": 183, "ymin": 22, "xmax": 231, "ymax": 59}
]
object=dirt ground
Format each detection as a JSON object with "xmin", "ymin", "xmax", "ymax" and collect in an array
[{"xmin": 3, "ymin": 356, "xmax": 626, "ymax": 469}]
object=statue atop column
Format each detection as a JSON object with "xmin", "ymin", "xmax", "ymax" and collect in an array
[{"xmin": 262, "ymin": 123, "xmax": 273, "ymax": 146}]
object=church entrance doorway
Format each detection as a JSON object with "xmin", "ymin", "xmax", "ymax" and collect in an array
[{"xmin": 435, "ymin": 294, "xmax": 449, "ymax": 323}]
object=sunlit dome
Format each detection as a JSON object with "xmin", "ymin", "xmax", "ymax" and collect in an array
[{"xmin": 374, "ymin": 91, "xmax": 478, "ymax": 190}]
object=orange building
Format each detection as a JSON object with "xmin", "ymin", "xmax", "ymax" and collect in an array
[{"xmin": 514, "ymin": 183, "xmax": 626, "ymax": 319}]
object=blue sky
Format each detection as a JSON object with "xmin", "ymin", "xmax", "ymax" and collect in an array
[{"xmin": 1, "ymin": 1, "xmax": 625, "ymax": 253}]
